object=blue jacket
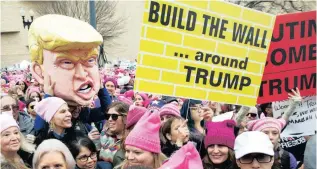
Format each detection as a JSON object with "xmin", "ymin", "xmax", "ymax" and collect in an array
[
  {"xmin": 34, "ymin": 88, "xmax": 112, "ymax": 133},
  {"xmin": 18, "ymin": 111, "xmax": 35, "ymax": 136}
]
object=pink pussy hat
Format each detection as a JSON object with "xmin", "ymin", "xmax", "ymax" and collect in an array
[
  {"xmin": 126, "ymin": 105, "xmax": 147, "ymax": 129},
  {"xmin": 247, "ymin": 116, "xmax": 286, "ymax": 132},
  {"xmin": 35, "ymin": 97, "xmax": 67, "ymax": 122},
  {"xmin": 159, "ymin": 142, "xmax": 203, "ymax": 169},
  {"xmin": 125, "ymin": 109, "xmax": 161, "ymax": 153},
  {"xmin": 159, "ymin": 102, "xmax": 181, "ymax": 117},
  {"xmin": 0, "ymin": 114, "xmax": 19, "ymax": 133}
]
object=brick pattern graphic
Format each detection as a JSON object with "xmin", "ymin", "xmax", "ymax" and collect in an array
[{"xmin": 135, "ymin": 0, "xmax": 275, "ymax": 106}]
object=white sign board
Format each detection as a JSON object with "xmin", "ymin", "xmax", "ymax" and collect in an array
[{"xmin": 273, "ymin": 96, "xmax": 317, "ymax": 137}]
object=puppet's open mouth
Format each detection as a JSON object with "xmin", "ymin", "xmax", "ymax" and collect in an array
[{"xmin": 78, "ymin": 84, "xmax": 92, "ymax": 93}]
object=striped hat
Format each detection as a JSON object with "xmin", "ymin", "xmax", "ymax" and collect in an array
[
  {"xmin": 247, "ymin": 117, "xmax": 286, "ymax": 132},
  {"xmin": 159, "ymin": 102, "xmax": 181, "ymax": 117}
]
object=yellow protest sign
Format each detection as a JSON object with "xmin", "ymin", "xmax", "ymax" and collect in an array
[{"xmin": 135, "ymin": 0, "xmax": 276, "ymax": 106}]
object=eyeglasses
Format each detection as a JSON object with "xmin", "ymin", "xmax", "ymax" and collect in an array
[
  {"xmin": 105, "ymin": 114, "xmax": 124, "ymax": 121},
  {"xmin": 77, "ymin": 152, "xmax": 97, "ymax": 162},
  {"xmin": 1, "ymin": 104, "xmax": 19, "ymax": 112},
  {"xmin": 239, "ymin": 154, "xmax": 273, "ymax": 164},
  {"xmin": 247, "ymin": 113, "xmax": 257, "ymax": 118}
]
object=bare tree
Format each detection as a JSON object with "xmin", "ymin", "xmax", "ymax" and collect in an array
[
  {"xmin": 228, "ymin": 0, "xmax": 316, "ymax": 14},
  {"xmin": 34, "ymin": 1, "xmax": 126, "ymax": 67}
]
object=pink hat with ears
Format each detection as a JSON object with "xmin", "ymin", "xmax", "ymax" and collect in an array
[
  {"xmin": 159, "ymin": 102, "xmax": 181, "ymax": 117},
  {"xmin": 247, "ymin": 116, "xmax": 286, "ymax": 132},
  {"xmin": 126, "ymin": 105, "xmax": 147, "ymax": 129},
  {"xmin": 27, "ymin": 87, "xmax": 40, "ymax": 96},
  {"xmin": 159, "ymin": 142, "xmax": 203, "ymax": 169},
  {"xmin": 117, "ymin": 95, "xmax": 133, "ymax": 105},
  {"xmin": 124, "ymin": 90, "xmax": 134, "ymax": 99},
  {"xmin": 125, "ymin": 109, "xmax": 161, "ymax": 153},
  {"xmin": 136, "ymin": 93, "xmax": 149, "ymax": 101},
  {"xmin": 35, "ymin": 97, "xmax": 67, "ymax": 122}
]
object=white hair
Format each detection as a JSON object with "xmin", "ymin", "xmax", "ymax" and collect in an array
[{"xmin": 32, "ymin": 139, "xmax": 75, "ymax": 169}]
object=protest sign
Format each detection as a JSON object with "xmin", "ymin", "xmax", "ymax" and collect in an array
[
  {"xmin": 258, "ymin": 11, "xmax": 316, "ymax": 104},
  {"xmin": 134, "ymin": 0, "xmax": 275, "ymax": 106},
  {"xmin": 273, "ymin": 96, "xmax": 316, "ymax": 137},
  {"xmin": 280, "ymin": 136, "xmax": 307, "ymax": 162}
]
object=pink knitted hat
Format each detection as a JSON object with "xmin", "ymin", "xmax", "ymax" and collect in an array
[
  {"xmin": 117, "ymin": 95, "xmax": 133, "ymax": 105},
  {"xmin": 159, "ymin": 102, "xmax": 181, "ymax": 117},
  {"xmin": 126, "ymin": 105, "xmax": 147, "ymax": 129},
  {"xmin": 124, "ymin": 90, "xmax": 134, "ymax": 99},
  {"xmin": 247, "ymin": 117, "xmax": 286, "ymax": 132},
  {"xmin": 27, "ymin": 87, "xmax": 40, "ymax": 97},
  {"xmin": 204, "ymin": 120, "xmax": 236, "ymax": 149},
  {"xmin": 0, "ymin": 114, "xmax": 19, "ymax": 133},
  {"xmin": 103, "ymin": 77, "xmax": 117, "ymax": 88},
  {"xmin": 35, "ymin": 97, "xmax": 67, "ymax": 122},
  {"xmin": 125, "ymin": 109, "xmax": 161, "ymax": 153},
  {"xmin": 159, "ymin": 142, "xmax": 203, "ymax": 169}
]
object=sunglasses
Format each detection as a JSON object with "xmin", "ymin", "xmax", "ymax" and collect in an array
[
  {"xmin": 247, "ymin": 113, "xmax": 257, "ymax": 118},
  {"xmin": 29, "ymin": 105, "xmax": 35, "ymax": 109},
  {"xmin": 105, "ymin": 114, "xmax": 124, "ymax": 121}
]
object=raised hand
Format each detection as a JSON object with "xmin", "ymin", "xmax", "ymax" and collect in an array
[
  {"xmin": 288, "ymin": 87, "xmax": 302, "ymax": 103},
  {"xmin": 200, "ymin": 106, "xmax": 214, "ymax": 121}
]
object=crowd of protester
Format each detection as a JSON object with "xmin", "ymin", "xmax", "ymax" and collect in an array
[{"xmin": 0, "ymin": 65, "xmax": 316, "ymax": 169}]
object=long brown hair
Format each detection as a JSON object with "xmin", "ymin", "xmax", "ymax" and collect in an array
[{"xmin": 160, "ymin": 116, "xmax": 184, "ymax": 144}]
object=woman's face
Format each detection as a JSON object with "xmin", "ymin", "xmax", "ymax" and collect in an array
[
  {"xmin": 107, "ymin": 107, "xmax": 125, "ymax": 135},
  {"xmin": 51, "ymin": 104, "xmax": 72, "ymax": 129},
  {"xmin": 134, "ymin": 94, "xmax": 144, "ymax": 107},
  {"xmin": 167, "ymin": 119, "xmax": 189, "ymax": 143},
  {"xmin": 27, "ymin": 101, "xmax": 37, "ymax": 117},
  {"xmin": 190, "ymin": 104, "xmax": 203, "ymax": 122},
  {"xmin": 18, "ymin": 82, "xmax": 25, "ymax": 91},
  {"xmin": 0, "ymin": 127, "xmax": 21, "ymax": 153},
  {"xmin": 76, "ymin": 146, "xmax": 97, "ymax": 169},
  {"xmin": 105, "ymin": 81, "xmax": 115, "ymax": 95},
  {"xmin": 125, "ymin": 145, "xmax": 154, "ymax": 168},
  {"xmin": 30, "ymin": 92, "xmax": 40, "ymax": 102},
  {"xmin": 37, "ymin": 151, "xmax": 67, "ymax": 169},
  {"xmin": 207, "ymin": 145, "xmax": 229, "ymax": 164},
  {"xmin": 261, "ymin": 127, "xmax": 280, "ymax": 147}
]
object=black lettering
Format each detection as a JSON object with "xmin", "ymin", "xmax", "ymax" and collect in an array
[
  {"xmin": 245, "ymin": 27, "xmax": 254, "ymax": 45},
  {"xmin": 289, "ymin": 45, "xmax": 306, "ymax": 63},
  {"xmin": 202, "ymin": 14, "xmax": 210, "ymax": 35},
  {"xmin": 259, "ymin": 81, "xmax": 267, "ymax": 97},
  {"xmin": 232, "ymin": 23, "xmax": 248, "ymax": 43},
  {"xmin": 239, "ymin": 57, "xmax": 248, "ymax": 70},
  {"xmin": 300, "ymin": 73, "xmax": 316, "ymax": 90},
  {"xmin": 196, "ymin": 68, "xmax": 208, "ymax": 84},
  {"xmin": 148, "ymin": 1, "xmax": 160, "ymax": 23},
  {"xmin": 269, "ymin": 79, "xmax": 282, "ymax": 95},
  {"xmin": 240, "ymin": 76, "xmax": 251, "ymax": 90},
  {"xmin": 308, "ymin": 19, "xmax": 316, "ymax": 37},
  {"xmin": 184, "ymin": 66, "xmax": 196, "ymax": 82},
  {"xmin": 286, "ymin": 22, "xmax": 299, "ymax": 40},
  {"xmin": 300, "ymin": 20, "xmax": 305, "ymax": 38},
  {"xmin": 271, "ymin": 48, "xmax": 286, "ymax": 66},
  {"xmin": 223, "ymin": 74, "xmax": 239, "ymax": 89},
  {"xmin": 260, "ymin": 30, "xmax": 267, "ymax": 49},
  {"xmin": 160, "ymin": 4, "xmax": 171, "ymax": 26},
  {"xmin": 211, "ymin": 55, "xmax": 220, "ymax": 64},
  {"xmin": 272, "ymin": 24, "xmax": 283, "ymax": 42},
  {"xmin": 171, "ymin": 7, "xmax": 178, "ymax": 27},
  {"xmin": 209, "ymin": 17, "xmax": 220, "ymax": 37},
  {"xmin": 254, "ymin": 29, "xmax": 260, "ymax": 47},
  {"xmin": 285, "ymin": 76, "xmax": 298, "ymax": 93},
  {"xmin": 309, "ymin": 43, "xmax": 316, "ymax": 60},
  {"xmin": 186, "ymin": 11, "xmax": 197, "ymax": 31},
  {"xmin": 177, "ymin": 8, "xmax": 185, "ymax": 29},
  {"xmin": 219, "ymin": 19, "xmax": 228, "ymax": 39},
  {"xmin": 209, "ymin": 71, "xmax": 222, "ymax": 87},
  {"xmin": 195, "ymin": 51, "xmax": 204, "ymax": 61}
]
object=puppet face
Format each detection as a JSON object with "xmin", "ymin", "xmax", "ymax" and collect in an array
[{"xmin": 32, "ymin": 49, "xmax": 100, "ymax": 106}]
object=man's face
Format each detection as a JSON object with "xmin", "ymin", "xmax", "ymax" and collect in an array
[
  {"xmin": 42, "ymin": 49, "xmax": 100, "ymax": 106},
  {"xmin": 1, "ymin": 96, "xmax": 19, "ymax": 121}
]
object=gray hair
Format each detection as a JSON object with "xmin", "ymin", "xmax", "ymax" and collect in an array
[{"xmin": 32, "ymin": 139, "xmax": 75, "ymax": 169}]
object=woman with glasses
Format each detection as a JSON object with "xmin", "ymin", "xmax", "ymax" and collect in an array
[
  {"xmin": 180, "ymin": 99, "xmax": 213, "ymax": 158},
  {"xmin": 235, "ymin": 131, "xmax": 279, "ymax": 169},
  {"xmin": 90, "ymin": 102, "xmax": 129, "ymax": 163},
  {"xmin": 69, "ymin": 137, "xmax": 113, "ymax": 169}
]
